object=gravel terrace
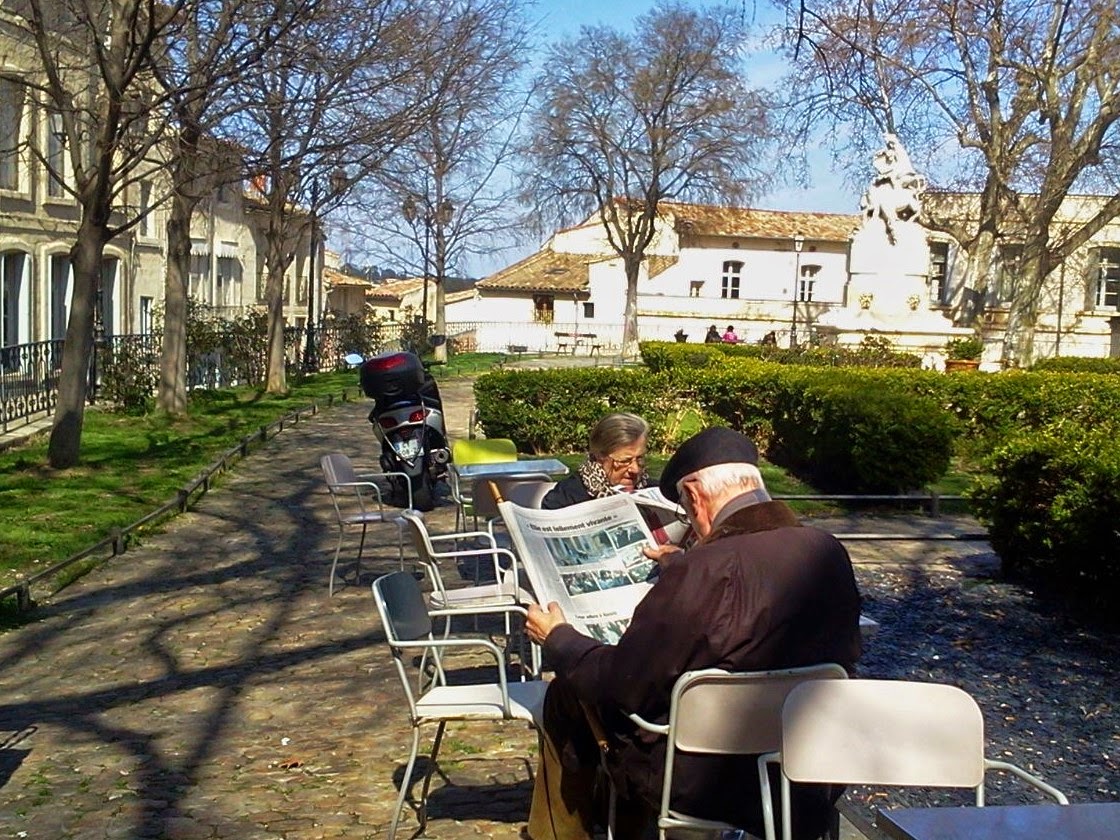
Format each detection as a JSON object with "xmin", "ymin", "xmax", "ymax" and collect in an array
[{"xmin": 840, "ymin": 548, "xmax": 1119, "ymax": 832}]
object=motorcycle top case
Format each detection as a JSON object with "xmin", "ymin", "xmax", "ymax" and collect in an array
[{"xmin": 359, "ymin": 351, "xmax": 426, "ymax": 401}]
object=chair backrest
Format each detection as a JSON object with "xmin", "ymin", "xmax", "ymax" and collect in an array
[
  {"xmin": 472, "ymin": 476, "xmax": 554, "ymax": 520},
  {"xmin": 495, "ymin": 477, "xmax": 555, "ymax": 509},
  {"xmin": 452, "ymin": 437, "xmax": 518, "ymax": 466},
  {"xmin": 670, "ymin": 664, "xmax": 848, "ymax": 757},
  {"xmin": 400, "ymin": 511, "xmax": 435, "ymax": 563},
  {"xmin": 780, "ymin": 679, "xmax": 986, "ymax": 789},
  {"xmin": 373, "ymin": 570, "xmax": 434, "ymax": 643},
  {"xmin": 320, "ymin": 452, "xmax": 357, "ymax": 488}
]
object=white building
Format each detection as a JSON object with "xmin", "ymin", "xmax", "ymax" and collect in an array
[{"xmin": 472, "ymin": 198, "xmax": 1120, "ymax": 360}]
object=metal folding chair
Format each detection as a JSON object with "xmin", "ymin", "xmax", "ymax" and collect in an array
[
  {"xmin": 320, "ymin": 453, "xmax": 417, "ymax": 596},
  {"xmin": 767, "ymin": 679, "xmax": 1068, "ymax": 840},
  {"xmin": 373, "ymin": 571, "xmax": 548, "ymax": 839}
]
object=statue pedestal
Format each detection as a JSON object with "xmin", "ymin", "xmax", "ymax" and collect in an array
[{"xmin": 817, "ymin": 216, "xmax": 959, "ymax": 349}]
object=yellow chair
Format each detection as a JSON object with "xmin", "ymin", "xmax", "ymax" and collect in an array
[{"xmin": 449, "ymin": 438, "xmax": 518, "ymax": 530}]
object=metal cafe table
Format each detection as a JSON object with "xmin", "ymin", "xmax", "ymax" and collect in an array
[
  {"xmin": 451, "ymin": 458, "xmax": 570, "ymax": 481},
  {"xmin": 878, "ymin": 802, "xmax": 1120, "ymax": 840}
]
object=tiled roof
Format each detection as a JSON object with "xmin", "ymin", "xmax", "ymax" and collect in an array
[
  {"xmin": 662, "ymin": 201, "xmax": 861, "ymax": 242},
  {"xmin": 647, "ymin": 254, "xmax": 679, "ymax": 278},
  {"xmin": 323, "ymin": 267, "xmax": 370, "ymax": 288},
  {"xmin": 477, "ymin": 249, "xmax": 599, "ymax": 293},
  {"xmin": 367, "ymin": 277, "xmax": 426, "ymax": 302}
]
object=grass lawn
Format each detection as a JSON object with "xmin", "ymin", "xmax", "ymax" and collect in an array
[{"xmin": 0, "ymin": 369, "xmax": 364, "ymax": 594}]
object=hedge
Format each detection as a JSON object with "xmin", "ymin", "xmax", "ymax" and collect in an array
[
  {"xmin": 968, "ymin": 423, "xmax": 1120, "ymax": 619},
  {"xmin": 475, "ymin": 360, "xmax": 954, "ymax": 492},
  {"xmin": 1030, "ymin": 356, "xmax": 1120, "ymax": 374}
]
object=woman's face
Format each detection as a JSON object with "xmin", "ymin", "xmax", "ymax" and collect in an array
[{"xmin": 599, "ymin": 435, "xmax": 647, "ymax": 490}]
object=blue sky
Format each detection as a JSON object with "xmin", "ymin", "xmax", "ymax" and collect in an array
[
  {"xmin": 532, "ymin": 0, "xmax": 857, "ymax": 211},
  {"xmin": 448, "ymin": 1, "xmax": 858, "ymax": 276}
]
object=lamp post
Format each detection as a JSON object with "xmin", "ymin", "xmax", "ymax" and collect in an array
[
  {"xmin": 402, "ymin": 195, "xmax": 429, "ymax": 337},
  {"xmin": 791, "ymin": 231, "xmax": 804, "ymax": 348},
  {"xmin": 303, "ymin": 179, "xmax": 320, "ymax": 373},
  {"xmin": 304, "ymin": 169, "xmax": 347, "ymax": 373},
  {"xmin": 402, "ymin": 194, "xmax": 455, "ymax": 358}
]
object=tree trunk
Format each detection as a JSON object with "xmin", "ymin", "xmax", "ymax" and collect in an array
[
  {"xmin": 264, "ymin": 251, "xmax": 289, "ymax": 394},
  {"xmin": 1002, "ymin": 250, "xmax": 1046, "ymax": 367},
  {"xmin": 158, "ymin": 191, "xmax": 195, "ymax": 415},
  {"xmin": 433, "ymin": 278, "xmax": 447, "ymax": 363},
  {"xmin": 47, "ymin": 225, "xmax": 104, "ymax": 468},
  {"xmin": 620, "ymin": 256, "xmax": 641, "ymax": 360}
]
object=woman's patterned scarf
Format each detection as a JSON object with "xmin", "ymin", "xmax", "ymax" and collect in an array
[{"xmin": 576, "ymin": 456, "xmax": 652, "ymax": 498}]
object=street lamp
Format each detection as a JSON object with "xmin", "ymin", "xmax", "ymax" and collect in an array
[
  {"xmin": 791, "ymin": 231, "xmax": 804, "ymax": 348},
  {"xmin": 402, "ymin": 194, "xmax": 455, "ymax": 354},
  {"xmin": 304, "ymin": 169, "xmax": 348, "ymax": 373}
]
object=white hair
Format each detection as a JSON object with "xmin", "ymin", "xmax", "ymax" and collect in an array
[{"xmin": 677, "ymin": 462, "xmax": 769, "ymax": 501}]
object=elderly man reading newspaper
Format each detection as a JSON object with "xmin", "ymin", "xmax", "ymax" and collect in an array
[{"xmin": 521, "ymin": 427, "xmax": 863, "ymax": 840}]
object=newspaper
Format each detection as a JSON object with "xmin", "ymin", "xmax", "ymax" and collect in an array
[
  {"xmin": 497, "ymin": 494, "xmax": 659, "ymax": 644},
  {"xmin": 629, "ymin": 486, "xmax": 694, "ymax": 547}
]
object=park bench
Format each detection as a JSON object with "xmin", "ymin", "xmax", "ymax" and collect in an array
[{"xmin": 554, "ymin": 331, "xmax": 598, "ymax": 355}]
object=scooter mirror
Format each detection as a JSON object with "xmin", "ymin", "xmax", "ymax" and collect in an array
[
  {"xmin": 343, "ymin": 352, "xmax": 365, "ymax": 367},
  {"xmin": 429, "ymin": 334, "xmax": 447, "ymax": 348}
]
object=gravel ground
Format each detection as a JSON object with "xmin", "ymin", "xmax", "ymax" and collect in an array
[{"xmin": 845, "ymin": 557, "xmax": 1120, "ymax": 827}]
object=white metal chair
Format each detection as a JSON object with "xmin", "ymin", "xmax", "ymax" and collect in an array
[
  {"xmin": 373, "ymin": 571, "xmax": 548, "ymax": 840},
  {"xmin": 399, "ymin": 510, "xmax": 532, "ymax": 610},
  {"xmin": 320, "ymin": 453, "xmax": 417, "ymax": 596},
  {"xmin": 624, "ymin": 664, "xmax": 849, "ymax": 840},
  {"xmin": 768, "ymin": 679, "xmax": 1069, "ymax": 840}
]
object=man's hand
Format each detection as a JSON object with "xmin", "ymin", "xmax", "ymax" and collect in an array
[
  {"xmin": 526, "ymin": 602, "xmax": 568, "ymax": 645},
  {"xmin": 642, "ymin": 543, "xmax": 682, "ymax": 565}
]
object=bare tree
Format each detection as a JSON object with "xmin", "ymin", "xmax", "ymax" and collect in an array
[
  {"xmin": 228, "ymin": 0, "xmax": 438, "ymax": 393},
  {"xmin": 350, "ymin": 0, "xmax": 534, "ymax": 362},
  {"xmin": 2, "ymin": 0, "xmax": 186, "ymax": 467},
  {"xmin": 519, "ymin": 1, "xmax": 774, "ymax": 358},
  {"xmin": 152, "ymin": 0, "xmax": 305, "ymax": 416},
  {"xmin": 775, "ymin": 0, "xmax": 1120, "ymax": 364}
]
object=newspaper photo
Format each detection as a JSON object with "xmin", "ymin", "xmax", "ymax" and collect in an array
[{"xmin": 497, "ymin": 494, "xmax": 658, "ymax": 644}]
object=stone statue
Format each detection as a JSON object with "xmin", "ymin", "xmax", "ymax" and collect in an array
[{"xmin": 860, "ymin": 133, "xmax": 926, "ymax": 244}]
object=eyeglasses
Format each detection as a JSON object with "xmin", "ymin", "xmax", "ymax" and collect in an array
[{"xmin": 607, "ymin": 453, "xmax": 647, "ymax": 469}]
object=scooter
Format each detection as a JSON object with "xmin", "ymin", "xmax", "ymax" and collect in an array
[{"xmin": 345, "ymin": 346, "xmax": 450, "ymax": 511}]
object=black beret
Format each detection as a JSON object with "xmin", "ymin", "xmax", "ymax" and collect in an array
[{"xmin": 658, "ymin": 427, "xmax": 759, "ymax": 503}]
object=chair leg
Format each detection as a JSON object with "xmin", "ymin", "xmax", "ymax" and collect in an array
[
  {"xmin": 395, "ymin": 520, "xmax": 405, "ymax": 572},
  {"xmin": 355, "ymin": 523, "xmax": 369, "ymax": 587},
  {"xmin": 391, "ymin": 726, "xmax": 423, "ymax": 840},
  {"xmin": 329, "ymin": 526, "xmax": 345, "ymax": 597},
  {"xmin": 418, "ymin": 721, "xmax": 447, "ymax": 833}
]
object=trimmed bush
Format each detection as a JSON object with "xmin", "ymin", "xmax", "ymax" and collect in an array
[
  {"xmin": 968, "ymin": 424, "xmax": 1120, "ymax": 619},
  {"xmin": 1031, "ymin": 356, "xmax": 1120, "ymax": 374}
]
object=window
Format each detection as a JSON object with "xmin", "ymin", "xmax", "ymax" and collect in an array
[
  {"xmin": 798, "ymin": 265, "xmax": 819, "ymax": 302},
  {"xmin": 689, "ymin": 280, "xmax": 703, "ymax": 297},
  {"xmin": 1095, "ymin": 248, "xmax": 1120, "ymax": 310},
  {"xmin": 139, "ymin": 296, "xmax": 154, "ymax": 335},
  {"xmin": 2, "ymin": 252, "xmax": 30, "ymax": 370},
  {"xmin": 216, "ymin": 257, "xmax": 239, "ymax": 308},
  {"xmin": 138, "ymin": 181, "xmax": 153, "ymax": 236},
  {"xmin": 0, "ymin": 80, "xmax": 24, "ymax": 191},
  {"xmin": 99, "ymin": 258, "xmax": 119, "ymax": 336},
  {"xmin": 994, "ymin": 244, "xmax": 1022, "ymax": 304},
  {"xmin": 533, "ymin": 294, "xmax": 554, "ymax": 323},
  {"xmin": 47, "ymin": 112, "xmax": 66, "ymax": 198},
  {"xmin": 721, "ymin": 261, "xmax": 742, "ymax": 299},
  {"xmin": 189, "ymin": 253, "xmax": 208, "ymax": 301},
  {"xmin": 583, "ymin": 301, "xmax": 595, "ymax": 319},
  {"xmin": 929, "ymin": 241, "xmax": 949, "ymax": 304},
  {"xmin": 50, "ymin": 254, "xmax": 72, "ymax": 340}
]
